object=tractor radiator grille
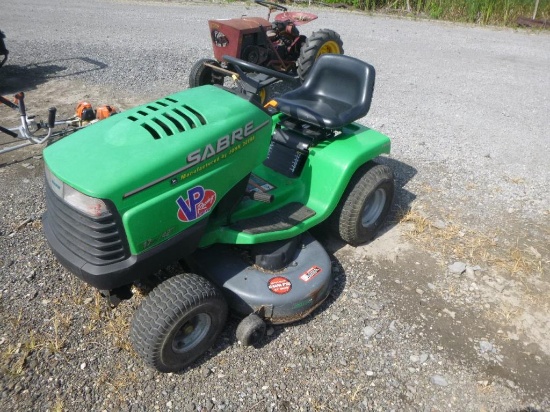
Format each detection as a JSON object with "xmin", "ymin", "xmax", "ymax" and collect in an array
[
  {"xmin": 125, "ymin": 98, "xmax": 207, "ymax": 140},
  {"xmin": 45, "ymin": 184, "xmax": 129, "ymax": 266}
]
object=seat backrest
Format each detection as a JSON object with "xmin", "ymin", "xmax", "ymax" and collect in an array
[
  {"xmin": 275, "ymin": 54, "xmax": 376, "ymax": 129},
  {"xmin": 306, "ymin": 54, "xmax": 374, "ymax": 106}
]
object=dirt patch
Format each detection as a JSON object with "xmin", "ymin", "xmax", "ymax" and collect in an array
[
  {"xmin": 322, "ymin": 205, "xmax": 550, "ymax": 395},
  {"xmin": 1, "ymin": 77, "xmax": 156, "ymax": 167}
]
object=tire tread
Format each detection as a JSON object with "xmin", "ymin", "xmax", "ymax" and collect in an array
[
  {"xmin": 297, "ymin": 29, "xmax": 343, "ymax": 81},
  {"xmin": 130, "ymin": 273, "xmax": 227, "ymax": 372},
  {"xmin": 328, "ymin": 162, "xmax": 394, "ymax": 245}
]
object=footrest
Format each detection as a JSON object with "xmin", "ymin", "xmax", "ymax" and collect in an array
[{"xmin": 231, "ymin": 202, "xmax": 316, "ymax": 234}]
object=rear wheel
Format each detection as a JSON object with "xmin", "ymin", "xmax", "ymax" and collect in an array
[
  {"xmin": 328, "ymin": 162, "xmax": 394, "ymax": 246},
  {"xmin": 297, "ymin": 29, "xmax": 343, "ymax": 81},
  {"xmin": 189, "ymin": 58, "xmax": 224, "ymax": 88},
  {"xmin": 130, "ymin": 273, "xmax": 228, "ymax": 373}
]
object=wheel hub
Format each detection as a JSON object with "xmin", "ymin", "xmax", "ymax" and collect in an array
[
  {"xmin": 361, "ymin": 188, "xmax": 386, "ymax": 227},
  {"xmin": 316, "ymin": 40, "xmax": 341, "ymax": 57},
  {"xmin": 172, "ymin": 313, "xmax": 212, "ymax": 353}
]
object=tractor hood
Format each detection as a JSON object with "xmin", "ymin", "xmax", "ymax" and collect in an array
[{"xmin": 43, "ymin": 86, "xmax": 272, "ymax": 206}]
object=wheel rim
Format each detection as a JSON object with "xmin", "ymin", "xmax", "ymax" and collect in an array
[
  {"xmin": 199, "ymin": 63, "xmax": 223, "ymax": 86},
  {"xmin": 316, "ymin": 40, "xmax": 341, "ymax": 57},
  {"xmin": 172, "ymin": 313, "xmax": 212, "ymax": 354},
  {"xmin": 361, "ymin": 188, "xmax": 387, "ymax": 227},
  {"xmin": 200, "ymin": 69, "xmax": 214, "ymax": 85}
]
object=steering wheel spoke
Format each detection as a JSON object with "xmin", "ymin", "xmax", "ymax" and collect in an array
[{"xmin": 223, "ymin": 55, "xmax": 297, "ymax": 84}]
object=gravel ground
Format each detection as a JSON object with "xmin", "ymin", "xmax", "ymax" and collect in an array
[{"xmin": 1, "ymin": 1, "xmax": 549, "ymax": 411}]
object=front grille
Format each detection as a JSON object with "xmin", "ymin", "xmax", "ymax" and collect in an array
[
  {"xmin": 126, "ymin": 99, "xmax": 208, "ymax": 140},
  {"xmin": 45, "ymin": 184, "xmax": 129, "ymax": 266}
]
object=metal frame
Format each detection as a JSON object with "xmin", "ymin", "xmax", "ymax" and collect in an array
[{"xmin": 0, "ymin": 93, "xmax": 82, "ymax": 155}]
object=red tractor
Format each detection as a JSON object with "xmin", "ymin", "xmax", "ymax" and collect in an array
[{"xmin": 189, "ymin": 0, "xmax": 343, "ymax": 91}]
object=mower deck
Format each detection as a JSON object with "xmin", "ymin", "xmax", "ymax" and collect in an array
[{"xmin": 187, "ymin": 232, "xmax": 333, "ymax": 324}]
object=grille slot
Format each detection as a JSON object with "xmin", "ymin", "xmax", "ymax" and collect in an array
[
  {"xmin": 163, "ymin": 113, "xmax": 185, "ymax": 132},
  {"xmin": 45, "ymin": 184, "xmax": 129, "ymax": 266},
  {"xmin": 128, "ymin": 101, "xmax": 208, "ymax": 139},
  {"xmin": 142, "ymin": 123, "xmax": 161, "ymax": 140},
  {"xmin": 173, "ymin": 108, "xmax": 197, "ymax": 129},
  {"xmin": 183, "ymin": 105, "xmax": 207, "ymax": 125},
  {"xmin": 153, "ymin": 118, "xmax": 173, "ymax": 136}
]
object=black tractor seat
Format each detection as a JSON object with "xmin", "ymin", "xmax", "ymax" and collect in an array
[{"xmin": 274, "ymin": 54, "xmax": 376, "ymax": 129}]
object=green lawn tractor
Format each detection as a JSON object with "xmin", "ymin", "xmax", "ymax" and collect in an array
[{"xmin": 42, "ymin": 54, "xmax": 394, "ymax": 373}]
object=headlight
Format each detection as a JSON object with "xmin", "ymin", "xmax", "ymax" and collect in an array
[{"xmin": 45, "ymin": 166, "xmax": 110, "ymax": 218}]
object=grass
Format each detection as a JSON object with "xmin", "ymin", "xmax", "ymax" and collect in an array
[
  {"xmin": 0, "ymin": 284, "xmax": 134, "ymax": 378},
  {"xmin": 2, "ymin": 332, "xmax": 53, "ymax": 376},
  {"xmin": 399, "ymin": 207, "xmax": 549, "ymax": 328},
  {"xmin": 96, "ymin": 363, "xmax": 140, "ymax": 394},
  {"xmin": 318, "ymin": 0, "xmax": 550, "ymax": 26},
  {"xmin": 52, "ymin": 398, "xmax": 65, "ymax": 412},
  {"xmin": 1, "ymin": 308, "xmax": 68, "ymax": 376},
  {"xmin": 398, "ymin": 208, "xmax": 546, "ymax": 279},
  {"xmin": 104, "ymin": 308, "xmax": 134, "ymax": 353}
]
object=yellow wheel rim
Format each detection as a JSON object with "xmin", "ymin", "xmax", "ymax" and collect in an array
[{"xmin": 316, "ymin": 40, "xmax": 341, "ymax": 57}]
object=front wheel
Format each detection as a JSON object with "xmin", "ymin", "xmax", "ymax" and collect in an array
[
  {"xmin": 297, "ymin": 29, "xmax": 343, "ymax": 81},
  {"xmin": 328, "ymin": 162, "xmax": 394, "ymax": 246},
  {"xmin": 130, "ymin": 273, "xmax": 228, "ymax": 373},
  {"xmin": 189, "ymin": 58, "xmax": 224, "ymax": 88},
  {"xmin": 236, "ymin": 313, "xmax": 266, "ymax": 347}
]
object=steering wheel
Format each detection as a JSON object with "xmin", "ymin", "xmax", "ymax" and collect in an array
[
  {"xmin": 223, "ymin": 55, "xmax": 296, "ymax": 84},
  {"xmin": 255, "ymin": 0, "xmax": 288, "ymax": 12},
  {"xmin": 223, "ymin": 55, "xmax": 299, "ymax": 104}
]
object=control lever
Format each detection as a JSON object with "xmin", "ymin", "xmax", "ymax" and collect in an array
[{"xmin": 48, "ymin": 107, "xmax": 57, "ymax": 128}]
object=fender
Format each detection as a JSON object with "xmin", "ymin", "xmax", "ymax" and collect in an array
[{"xmin": 201, "ymin": 122, "xmax": 391, "ymax": 245}]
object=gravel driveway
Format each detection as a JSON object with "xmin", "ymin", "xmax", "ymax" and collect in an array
[{"xmin": 1, "ymin": 1, "xmax": 549, "ymax": 411}]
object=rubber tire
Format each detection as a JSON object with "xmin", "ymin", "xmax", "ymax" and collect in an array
[
  {"xmin": 189, "ymin": 58, "xmax": 224, "ymax": 88},
  {"xmin": 297, "ymin": 29, "xmax": 344, "ymax": 81},
  {"xmin": 236, "ymin": 313, "xmax": 266, "ymax": 347},
  {"xmin": 328, "ymin": 162, "xmax": 394, "ymax": 246},
  {"xmin": 130, "ymin": 273, "xmax": 228, "ymax": 373}
]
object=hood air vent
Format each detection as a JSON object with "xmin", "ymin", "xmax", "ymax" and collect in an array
[{"xmin": 126, "ymin": 98, "xmax": 208, "ymax": 140}]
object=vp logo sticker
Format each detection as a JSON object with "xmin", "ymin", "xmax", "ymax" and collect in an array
[{"xmin": 176, "ymin": 186, "xmax": 216, "ymax": 222}]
